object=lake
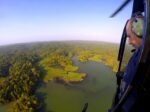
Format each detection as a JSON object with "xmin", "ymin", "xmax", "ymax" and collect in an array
[
  {"xmin": 36, "ymin": 56, "xmax": 116, "ymax": 112},
  {"xmin": 0, "ymin": 56, "xmax": 116, "ymax": 112}
]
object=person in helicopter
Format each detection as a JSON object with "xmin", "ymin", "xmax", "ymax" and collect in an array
[{"xmin": 110, "ymin": 12, "xmax": 144, "ymax": 112}]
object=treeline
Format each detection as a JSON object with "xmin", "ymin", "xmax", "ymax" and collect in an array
[
  {"xmin": 0, "ymin": 50, "xmax": 41, "ymax": 112},
  {"xmin": 73, "ymin": 42, "xmax": 119, "ymax": 72}
]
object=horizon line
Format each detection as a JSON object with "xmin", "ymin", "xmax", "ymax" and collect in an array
[{"xmin": 0, "ymin": 40, "xmax": 120, "ymax": 47}]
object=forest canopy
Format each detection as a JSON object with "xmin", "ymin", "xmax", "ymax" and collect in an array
[{"xmin": 0, "ymin": 41, "xmax": 119, "ymax": 111}]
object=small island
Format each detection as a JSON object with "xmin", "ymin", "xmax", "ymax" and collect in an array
[
  {"xmin": 42, "ymin": 67, "xmax": 86, "ymax": 83},
  {"xmin": 39, "ymin": 51, "xmax": 87, "ymax": 84}
]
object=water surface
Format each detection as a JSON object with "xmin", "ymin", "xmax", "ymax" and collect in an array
[{"xmin": 37, "ymin": 56, "xmax": 116, "ymax": 112}]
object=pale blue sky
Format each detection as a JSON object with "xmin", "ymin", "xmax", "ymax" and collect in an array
[{"xmin": 0, "ymin": 0, "xmax": 132, "ymax": 45}]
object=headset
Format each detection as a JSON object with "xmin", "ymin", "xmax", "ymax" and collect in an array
[{"xmin": 131, "ymin": 12, "xmax": 144, "ymax": 38}]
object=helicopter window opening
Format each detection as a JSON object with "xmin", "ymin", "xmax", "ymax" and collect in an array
[{"xmin": 120, "ymin": 40, "xmax": 134, "ymax": 71}]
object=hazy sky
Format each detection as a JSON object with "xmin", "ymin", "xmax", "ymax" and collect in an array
[{"xmin": 0, "ymin": 0, "xmax": 132, "ymax": 45}]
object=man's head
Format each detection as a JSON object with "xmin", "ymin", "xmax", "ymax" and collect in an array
[{"xmin": 126, "ymin": 17, "xmax": 144, "ymax": 48}]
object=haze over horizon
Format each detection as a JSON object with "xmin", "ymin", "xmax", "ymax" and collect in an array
[{"xmin": 0, "ymin": 0, "xmax": 132, "ymax": 46}]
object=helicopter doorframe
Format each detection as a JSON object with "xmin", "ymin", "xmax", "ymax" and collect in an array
[
  {"xmin": 140, "ymin": 0, "xmax": 150, "ymax": 62},
  {"xmin": 111, "ymin": 0, "xmax": 150, "ymax": 112}
]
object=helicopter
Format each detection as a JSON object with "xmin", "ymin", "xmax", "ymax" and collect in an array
[
  {"xmin": 82, "ymin": 0, "xmax": 150, "ymax": 112},
  {"xmin": 110, "ymin": 0, "xmax": 150, "ymax": 112}
]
